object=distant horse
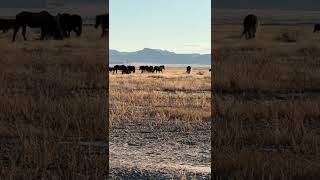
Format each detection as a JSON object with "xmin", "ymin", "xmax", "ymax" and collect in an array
[
  {"xmin": 108, "ymin": 67, "xmax": 114, "ymax": 73},
  {"xmin": 314, "ymin": 24, "xmax": 320, "ymax": 33},
  {"xmin": 160, "ymin": 65, "xmax": 165, "ymax": 71},
  {"xmin": 139, "ymin": 66, "xmax": 147, "ymax": 73},
  {"xmin": 0, "ymin": 19, "xmax": 15, "ymax": 33},
  {"xmin": 113, "ymin": 65, "xmax": 122, "ymax": 74},
  {"xmin": 95, "ymin": 14, "xmax": 108, "ymax": 37},
  {"xmin": 12, "ymin": 11, "xmax": 63, "ymax": 42},
  {"xmin": 127, "ymin": 66, "xmax": 136, "ymax": 73},
  {"xmin": 59, "ymin": 13, "xmax": 82, "ymax": 37},
  {"xmin": 242, "ymin": 14, "xmax": 258, "ymax": 39},
  {"xmin": 186, "ymin": 66, "xmax": 192, "ymax": 74},
  {"xmin": 153, "ymin": 66, "xmax": 165, "ymax": 73}
]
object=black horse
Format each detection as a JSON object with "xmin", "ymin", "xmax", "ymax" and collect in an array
[
  {"xmin": 186, "ymin": 66, "xmax": 192, "ymax": 74},
  {"xmin": 139, "ymin": 66, "xmax": 147, "ymax": 73},
  {"xmin": 113, "ymin": 65, "xmax": 121, "ymax": 74},
  {"xmin": 242, "ymin": 14, "xmax": 258, "ymax": 39},
  {"xmin": 153, "ymin": 66, "xmax": 165, "ymax": 73},
  {"xmin": 59, "ymin": 13, "xmax": 82, "ymax": 37},
  {"xmin": 108, "ymin": 67, "xmax": 114, "ymax": 73},
  {"xmin": 95, "ymin": 14, "xmax": 108, "ymax": 37},
  {"xmin": 128, "ymin": 66, "xmax": 136, "ymax": 73},
  {"xmin": 314, "ymin": 24, "xmax": 320, "ymax": 33},
  {"xmin": 0, "ymin": 19, "xmax": 15, "ymax": 33},
  {"xmin": 12, "ymin": 11, "xmax": 63, "ymax": 42}
]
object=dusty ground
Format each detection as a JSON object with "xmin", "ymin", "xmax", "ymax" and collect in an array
[
  {"xmin": 213, "ymin": 9, "xmax": 320, "ymax": 179},
  {"xmin": 109, "ymin": 69, "xmax": 211, "ymax": 179}
]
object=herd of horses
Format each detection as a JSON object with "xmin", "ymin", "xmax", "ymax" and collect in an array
[
  {"xmin": 0, "ymin": 11, "xmax": 109, "ymax": 41},
  {"xmin": 108, "ymin": 65, "xmax": 166, "ymax": 74},
  {"xmin": 108, "ymin": 65, "xmax": 211, "ymax": 75},
  {"xmin": 242, "ymin": 14, "xmax": 320, "ymax": 39}
]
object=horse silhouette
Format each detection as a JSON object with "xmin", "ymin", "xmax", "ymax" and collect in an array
[
  {"xmin": 242, "ymin": 14, "xmax": 258, "ymax": 39},
  {"xmin": 59, "ymin": 13, "xmax": 82, "ymax": 37},
  {"xmin": 12, "ymin": 11, "xmax": 63, "ymax": 42},
  {"xmin": 95, "ymin": 14, "xmax": 108, "ymax": 37}
]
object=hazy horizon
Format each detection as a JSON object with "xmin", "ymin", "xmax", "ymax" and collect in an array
[{"xmin": 110, "ymin": 48, "xmax": 210, "ymax": 55}]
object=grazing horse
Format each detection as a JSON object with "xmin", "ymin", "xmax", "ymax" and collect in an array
[
  {"xmin": 186, "ymin": 66, "xmax": 192, "ymax": 74},
  {"xmin": 119, "ymin": 65, "xmax": 130, "ymax": 74},
  {"xmin": 0, "ymin": 19, "xmax": 15, "ymax": 33},
  {"xmin": 159, "ymin": 65, "xmax": 165, "ymax": 71},
  {"xmin": 314, "ymin": 24, "xmax": 320, "ymax": 33},
  {"xmin": 139, "ymin": 66, "xmax": 147, "ymax": 73},
  {"xmin": 153, "ymin": 66, "xmax": 164, "ymax": 73},
  {"xmin": 113, "ymin": 65, "xmax": 121, "ymax": 74},
  {"xmin": 242, "ymin": 14, "xmax": 258, "ymax": 39},
  {"xmin": 59, "ymin": 13, "xmax": 82, "ymax": 37},
  {"xmin": 108, "ymin": 67, "xmax": 114, "ymax": 73},
  {"xmin": 12, "ymin": 11, "xmax": 63, "ymax": 42},
  {"xmin": 127, "ymin": 66, "xmax": 135, "ymax": 73},
  {"xmin": 95, "ymin": 14, "xmax": 108, "ymax": 37}
]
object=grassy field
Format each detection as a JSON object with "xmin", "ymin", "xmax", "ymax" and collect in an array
[
  {"xmin": 0, "ymin": 27, "xmax": 108, "ymax": 179},
  {"xmin": 109, "ymin": 68, "xmax": 211, "ymax": 178},
  {"xmin": 213, "ymin": 10, "xmax": 320, "ymax": 179}
]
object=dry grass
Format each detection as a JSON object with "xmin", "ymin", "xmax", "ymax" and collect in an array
[
  {"xmin": 213, "ymin": 13, "xmax": 320, "ymax": 179},
  {"xmin": 109, "ymin": 69, "xmax": 211, "ymax": 131},
  {"xmin": 0, "ymin": 27, "xmax": 108, "ymax": 179}
]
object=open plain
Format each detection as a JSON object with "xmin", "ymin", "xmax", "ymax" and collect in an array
[
  {"xmin": 109, "ymin": 68, "xmax": 211, "ymax": 179},
  {"xmin": 0, "ymin": 27, "xmax": 108, "ymax": 179},
  {"xmin": 213, "ymin": 9, "xmax": 320, "ymax": 179}
]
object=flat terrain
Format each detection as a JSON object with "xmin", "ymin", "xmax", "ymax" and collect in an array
[
  {"xmin": 0, "ymin": 27, "xmax": 108, "ymax": 179},
  {"xmin": 109, "ymin": 69, "xmax": 211, "ymax": 179},
  {"xmin": 213, "ymin": 9, "xmax": 320, "ymax": 179}
]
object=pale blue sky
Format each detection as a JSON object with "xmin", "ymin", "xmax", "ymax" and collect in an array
[{"xmin": 110, "ymin": 0, "xmax": 211, "ymax": 54}]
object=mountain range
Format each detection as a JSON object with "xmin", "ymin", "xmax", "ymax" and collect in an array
[{"xmin": 110, "ymin": 48, "xmax": 211, "ymax": 65}]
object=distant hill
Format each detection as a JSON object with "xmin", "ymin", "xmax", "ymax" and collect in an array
[{"xmin": 110, "ymin": 48, "xmax": 211, "ymax": 65}]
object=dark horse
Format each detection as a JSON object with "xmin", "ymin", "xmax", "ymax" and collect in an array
[
  {"xmin": 242, "ymin": 14, "xmax": 258, "ymax": 39},
  {"xmin": 59, "ymin": 13, "xmax": 82, "ymax": 37},
  {"xmin": 186, "ymin": 66, "xmax": 192, "ymax": 74},
  {"xmin": 314, "ymin": 24, "xmax": 320, "ymax": 33},
  {"xmin": 12, "ymin": 11, "xmax": 63, "ymax": 42},
  {"xmin": 95, "ymin": 14, "xmax": 108, "ymax": 37},
  {"xmin": 0, "ymin": 19, "xmax": 15, "ymax": 33}
]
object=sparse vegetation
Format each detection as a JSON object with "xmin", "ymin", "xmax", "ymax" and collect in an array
[
  {"xmin": 0, "ymin": 27, "xmax": 108, "ymax": 179},
  {"xmin": 109, "ymin": 68, "xmax": 211, "ymax": 178},
  {"xmin": 213, "ymin": 14, "xmax": 320, "ymax": 179}
]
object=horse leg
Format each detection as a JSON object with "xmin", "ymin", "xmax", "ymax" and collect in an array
[
  {"xmin": 22, "ymin": 25, "xmax": 27, "ymax": 41},
  {"xmin": 40, "ymin": 28, "xmax": 45, "ymax": 40},
  {"xmin": 12, "ymin": 25, "xmax": 20, "ymax": 42},
  {"xmin": 101, "ymin": 27, "xmax": 105, "ymax": 37}
]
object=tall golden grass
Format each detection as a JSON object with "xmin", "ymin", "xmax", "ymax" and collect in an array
[
  {"xmin": 109, "ymin": 69, "xmax": 211, "ymax": 131},
  {"xmin": 213, "ymin": 23, "xmax": 320, "ymax": 179},
  {"xmin": 0, "ymin": 27, "xmax": 108, "ymax": 179}
]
